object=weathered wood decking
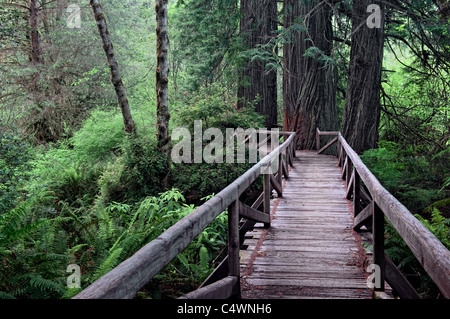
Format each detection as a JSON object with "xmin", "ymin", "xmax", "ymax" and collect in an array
[{"xmin": 240, "ymin": 151, "xmax": 372, "ymax": 299}]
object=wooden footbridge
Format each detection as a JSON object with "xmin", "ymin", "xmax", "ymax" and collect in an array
[{"xmin": 74, "ymin": 130, "xmax": 450, "ymax": 299}]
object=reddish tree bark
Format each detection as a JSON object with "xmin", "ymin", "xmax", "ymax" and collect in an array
[
  {"xmin": 283, "ymin": 0, "xmax": 338, "ymax": 150},
  {"xmin": 237, "ymin": 0, "xmax": 278, "ymax": 129},
  {"xmin": 341, "ymin": 0, "xmax": 385, "ymax": 154}
]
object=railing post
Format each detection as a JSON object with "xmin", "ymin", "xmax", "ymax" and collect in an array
[
  {"xmin": 345, "ymin": 157, "xmax": 352, "ymax": 186},
  {"xmin": 293, "ymin": 141, "xmax": 296, "ymax": 159},
  {"xmin": 316, "ymin": 128, "xmax": 320, "ymax": 151},
  {"xmin": 287, "ymin": 143, "xmax": 293, "ymax": 167},
  {"xmin": 373, "ymin": 202, "xmax": 385, "ymax": 292},
  {"xmin": 228, "ymin": 199, "xmax": 241, "ymax": 298},
  {"xmin": 263, "ymin": 170, "xmax": 271, "ymax": 228},
  {"xmin": 277, "ymin": 153, "xmax": 283, "ymax": 186},
  {"xmin": 337, "ymin": 138, "xmax": 341, "ymax": 160},
  {"xmin": 353, "ymin": 171, "xmax": 361, "ymax": 217}
]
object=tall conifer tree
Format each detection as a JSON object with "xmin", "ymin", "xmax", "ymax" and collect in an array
[{"xmin": 283, "ymin": 0, "xmax": 338, "ymax": 150}]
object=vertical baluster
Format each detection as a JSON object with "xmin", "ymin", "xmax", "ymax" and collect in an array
[
  {"xmin": 346, "ymin": 157, "xmax": 352, "ymax": 186},
  {"xmin": 353, "ymin": 170, "xmax": 361, "ymax": 217},
  {"xmin": 316, "ymin": 128, "xmax": 320, "ymax": 151},
  {"xmin": 277, "ymin": 153, "xmax": 283, "ymax": 186},
  {"xmin": 373, "ymin": 202, "xmax": 385, "ymax": 292},
  {"xmin": 228, "ymin": 199, "xmax": 240, "ymax": 297},
  {"xmin": 337, "ymin": 139, "xmax": 341, "ymax": 160},
  {"xmin": 289, "ymin": 142, "xmax": 294, "ymax": 166},
  {"xmin": 263, "ymin": 171, "xmax": 271, "ymax": 228}
]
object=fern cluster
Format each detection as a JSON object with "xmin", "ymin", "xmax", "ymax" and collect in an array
[
  {"xmin": 0, "ymin": 185, "xmax": 228, "ymax": 299},
  {"xmin": 0, "ymin": 191, "xmax": 69, "ymax": 298},
  {"xmin": 361, "ymin": 141, "xmax": 449, "ymax": 214},
  {"xmin": 0, "ymin": 109, "xmax": 241, "ymax": 299},
  {"xmin": 384, "ymin": 207, "xmax": 450, "ymax": 298}
]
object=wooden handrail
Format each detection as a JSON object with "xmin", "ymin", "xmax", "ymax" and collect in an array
[
  {"xmin": 317, "ymin": 129, "xmax": 450, "ymax": 299},
  {"xmin": 74, "ymin": 131, "xmax": 296, "ymax": 299}
]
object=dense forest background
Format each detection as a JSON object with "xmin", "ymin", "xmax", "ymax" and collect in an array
[{"xmin": 0, "ymin": 0, "xmax": 449, "ymax": 299}]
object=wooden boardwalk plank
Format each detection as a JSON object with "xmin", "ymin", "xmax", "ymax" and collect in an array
[{"xmin": 240, "ymin": 151, "xmax": 372, "ymax": 299}]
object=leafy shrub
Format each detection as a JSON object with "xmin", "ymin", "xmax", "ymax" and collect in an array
[
  {"xmin": 362, "ymin": 141, "xmax": 449, "ymax": 297},
  {"xmin": 98, "ymin": 135, "xmax": 168, "ymax": 204},
  {"xmin": 172, "ymin": 83, "xmax": 265, "ymax": 130},
  {"xmin": 384, "ymin": 208, "xmax": 450, "ymax": 298},
  {"xmin": 416, "ymin": 207, "xmax": 450, "ymax": 249},
  {"xmin": 0, "ymin": 191, "xmax": 69, "ymax": 299},
  {"xmin": 97, "ymin": 157, "xmax": 127, "ymax": 204},
  {"xmin": 140, "ymin": 193, "xmax": 229, "ymax": 298},
  {"xmin": 69, "ymin": 189, "xmax": 226, "ymax": 297},
  {"xmin": 0, "ymin": 187, "xmax": 229, "ymax": 299},
  {"xmin": 70, "ymin": 109, "xmax": 127, "ymax": 164},
  {"xmin": 171, "ymin": 161, "xmax": 258, "ymax": 205},
  {"xmin": 0, "ymin": 128, "xmax": 33, "ymax": 215},
  {"xmin": 361, "ymin": 140, "xmax": 448, "ymax": 214}
]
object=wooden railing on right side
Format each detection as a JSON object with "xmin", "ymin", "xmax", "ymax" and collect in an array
[{"xmin": 317, "ymin": 129, "xmax": 450, "ymax": 299}]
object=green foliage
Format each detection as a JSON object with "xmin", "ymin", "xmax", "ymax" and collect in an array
[
  {"xmin": 146, "ymin": 204, "xmax": 228, "ymax": 297},
  {"xmin": 0, "ymin": 186, "xmax": 228, "ymax": 299},
  {"xmin": 363, "ymin": 142, "xmax": 449, "ymax": 297},
  {"xmin": 76, "ymin": 189, "xmax": 220, "ymax": 288},
  {"xmin": 172, "ymin": 83, "xmax": 265, "ymax": 130},
  {"xmin": 384, "ymin": 208, "xmax": 450, "ymax": 297},
  {"xmin": 361, "ymin": 141, "xmax": 448, "ymax": 214},
  {"xmin": 172, "ymin": 161, "xmax": 259, "ymax": 205},
  {"xmin": 170, "ymin": 0, "xmax": 240, "ymax": 91},
  {"xmin": 98, "ymin": 134, "xmax": 168, "ymax": 204},
  {"xmin": 0, "ymin": 191, "xmax": 70, "ymax": 299},
  {"xmin": 416, "ymin": 208, "xmax": 450, "ymax": 249},
  {"xmin": 70, "ymin": 109, "xmax": 127, "ymax": 163},
  {"xmin": 0, "ymin": 128, "xmax": 33, "ymax": 215}
]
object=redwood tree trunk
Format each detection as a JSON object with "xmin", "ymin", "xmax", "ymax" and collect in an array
[
  {"xmin": 237, "ymin": 0, "xmax": 278, "ymax": 129},
  {"xmin": 283, "ymin": 0, "xmax": 338, "ymax": 150},
  {"xmin": 90, "ymin": 0, "xmax": 136, "ymax": 134},
  {"xmin": 341, "ymin": 0, "xmax": 385, "ymax": 154}
]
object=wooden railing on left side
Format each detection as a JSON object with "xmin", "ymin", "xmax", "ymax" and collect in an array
[{"xmin": 73, "ymin": 130, "xmax": 296, "ymax": 299}]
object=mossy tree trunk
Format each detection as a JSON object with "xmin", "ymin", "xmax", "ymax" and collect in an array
[
  {"xmin": 90, "ymin": 0, "xmax": 136, "ymax": 134},
  {"xmin": 155, "ymin": 0, "xmax": 171, "ymax": 185}
]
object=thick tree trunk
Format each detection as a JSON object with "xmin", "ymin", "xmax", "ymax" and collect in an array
[
  {"xmin": 283, "ymin": 0, "xmax": 338, "ymax": 150},
  {"xmin": 237, "ymin": 0, "xmax": 278, "ymax": 129},
  {"xmin": 155, "ymin": 0, "xmax": 171, "ymax": 184},
  {"xmin": 90, "ymin": 0, "xmax": 136, "ymax": 134},
  {"xmin": 341, "ymin": 0, "xmax": 385, "ymax": 154}
]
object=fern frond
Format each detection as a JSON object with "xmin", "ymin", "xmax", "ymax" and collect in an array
[
  {"xmin": 64, "ymin": 208, "xmax": 96, "ymax": 242},
  {"xmin": 0, "ymin": 204, "xmax": 50, "ymax": 246},
  {"xmin": 29, "ymin": 275, "xmax": 65, "ymax": 294},
  {"xmin": 0, "ymin": 204, "xmax": 28, "ymax": 241},
  {"xmin": 91, "ymin": 248, "xmax": 124, "ymax": 282},
  {"xmin": 199, "ymin": 246, "xmax": 209, "ymax": 270},
  {"xmin": 0, "ymin": 291, "xmax": 16, "ymax": 299},
  {"xmin": 177, "ymin": 253, "xmax": 190, "ymax": 272}
]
